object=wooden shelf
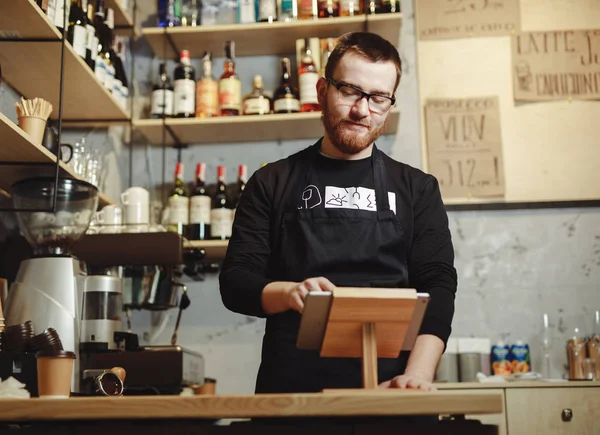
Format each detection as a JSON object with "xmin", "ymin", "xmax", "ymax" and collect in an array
[
  {"xmin": 134, "ymin": 108, "xmax": 400, "ymax": 146},
  {"xmin": 0, "ymin": 0, "xmax": 130, "ymax": 123},
  {"xmin": 184, "ymin": 239, "xmax": 228, "ymax": 261},
  {"xmin": 106, "ymin": 0, "xmax": 137, "ymax": 36},
  {"xmin": 0, "ymin": 113, "xmax": 112, "ymax": 207},
  {"xmin": 73, "ymin": 232, "xmax": 184, "ymax": 266},
  {"xmin": 142, "ymin": 13, "xmax": 402, "ymax": 59}
]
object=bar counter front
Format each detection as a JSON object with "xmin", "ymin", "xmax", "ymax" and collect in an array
[{"xmin": 0, "ymin": 389, "xmax": 503, "ymax": 435}]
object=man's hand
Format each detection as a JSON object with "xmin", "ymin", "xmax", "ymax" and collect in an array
[
  {"xmin": 378, "ymin": 374, "xmax": 437, "ymax": 391},
  {"xmin": 285, "ymin": 277, "xmax": 335, "ymax": 312}
]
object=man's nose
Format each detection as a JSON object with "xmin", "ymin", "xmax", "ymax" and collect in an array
[{"xmin": 351, "ymin": 95, "xmax": 371, "ymax": 118}]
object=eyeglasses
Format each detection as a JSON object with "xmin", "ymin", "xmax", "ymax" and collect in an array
[{"xmin": 325, "ymin": 77, "xmax": 395, "ymax": 114}]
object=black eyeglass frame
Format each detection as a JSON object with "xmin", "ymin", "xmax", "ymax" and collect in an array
[{"xmin": 325, "ymin": 77, "xmax": 396, "ymax": 110}]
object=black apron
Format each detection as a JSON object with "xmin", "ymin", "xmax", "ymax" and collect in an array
[{"xmin": 256, "ymin": 141, "xmax": 411, "ymax": 394}]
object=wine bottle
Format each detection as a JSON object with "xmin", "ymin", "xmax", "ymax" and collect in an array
[
  {"xmin": 151, "ymin": 63, "xmax": 174, "ymax": 118},
  {"xmin": 219, "ymin": 41, "xmax": 242, "ymax": 116},
  {"xmin": 299, "ymin": 38, "xmax": 321, "ymax": 112},
  {"xmin": 173, "ymin": 49, "xmax": 196, "ymax": 118},
  {"xmin": 233, "ymin": 164, "xmax": 248, "ymax": 218},
  {"xmin": 102, "ymin": 8, "xmax": 116, "ymax": 93},
  {"xmin": 188, "ymin": 162, "xmax": 211, "ymax": 240},
  {"xmin": 210, "ymin": 165, "xmax": 233, "ymax": 240},
  {"xmin": 273, "ymin": 57, "xmax": 300, "ymax": 114},
  {"xmin": 67, "ymin": 0, "xmax": 87, "ymax": 59},
  {"xmin": 167, "ymin": 162, "xmax": 190, "ymax": 235},
  {"xmin": 84, "ymin": 0, "xmax": 97, "ymax": 70}
]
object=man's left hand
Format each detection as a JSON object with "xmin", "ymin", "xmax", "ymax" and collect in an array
[{"xmin": 378, "ymin": 374, "xmax": 437, "ymax": 391}]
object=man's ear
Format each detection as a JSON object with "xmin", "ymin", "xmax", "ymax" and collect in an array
[{"xmin": 316, "ymin": 77, "xmax": 328, "ymax": 107}]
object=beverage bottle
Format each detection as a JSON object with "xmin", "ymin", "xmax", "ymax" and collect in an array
[
  {"xmin": 243, "ymin": 75, "xmax": 271, "ymax": 115},
  {"xmin": 195, "ymin": 52, "xmax": 219, "ymax": 118},
  {"xmin": 210, "ymin": 165, "xmax": 233, "ymax": 240},
  {"xmin": 173, "ymin": 49, "xmax": 196, "ymax": 118},
  {"xmin": 188, "ymin": 162, "xmax": 211, "ymax": 240},
  {"xmin": 151, "ymin": 63, "xmax": 174, "ymax": 118},
  {"xmin": 167, "ymin": 162, "xmax": 190, "ymax": 235},
  {"xmin": 273, "ymin": 57, "xmax": 300, "ymax": 114},
  {"xmin": 219, "ymin": 41, "xmax": 242, "ymax": 116},
  {"xmin": 298, "ymin": 39, "xmax": 321, "ymax": 112}
]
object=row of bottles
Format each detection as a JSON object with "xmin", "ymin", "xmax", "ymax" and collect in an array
[
  {"xmin": 150, "ymin": 39, "xmax": 325, "ymax": 118},
  {"xmin": 35, "ymin": 0, "xmax": 130, "ymax": 109},
  {"xmin": 157, "ymin": 0, "xmax": 399, "ymax": 27},
  {"xmin": 166, "ymin": 162, "xmax": 251, "ymax": 240}
]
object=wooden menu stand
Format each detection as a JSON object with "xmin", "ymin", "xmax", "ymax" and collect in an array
[{"xmin": 318, "ymin": 287, "xmax": 421, "ymax": 391}]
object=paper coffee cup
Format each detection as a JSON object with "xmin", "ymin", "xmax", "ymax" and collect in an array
[
  {"xmin": 18, "ymin": 116, "xmax": 47, "ymax": 146},
  {"xmin": 36, "ymin": 350, "xmax": 76, "ymax": 398}
]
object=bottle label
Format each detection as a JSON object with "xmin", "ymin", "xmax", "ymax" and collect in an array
[
  {"xmin": 219, "ymin": 78, "xmax": 242, "ymax": 111},
  {"xmin": 47, "ymin": 0, "xmax": 56, "ymax": 21},
  {"xmin": 174, "ymin": 79, "xmax": 196, "ymax": 115},
  {"xmin": 94, "ymin": 57, "xmax": 106, "ymax": 84},
  {"xmin": 54, "ymin": 0, "xmax": 66, "ymax": 28},
  {"xmin": 274, "ymin": 96, "xmax": 300, "ymax": 112},
  {"xmin": 91, "ymin": 36, "xmax": 98, "ymax": 61},
  {"xmin": 112, "ymin": 78, "xmax": 123, "ymax": 99},
  {"xmin": 72, "ymin": 25, "xmax": 87, "ymax": 58},
  {"xmin": 190, "ymin": 195, "xmax": 211, "ymax": 224},
  {"xmin": 105, "ymin": 63, "xmax": 115, "ymax": 92},
  {"xmin": 168, "ymin": 195, "xmax": 190, "ymax": 225},
  {"xmin": 259, "ymin": 0, "xmax": 277, "ymax": 20},
  {"xmin": 239, "ymin": 0, "xmax": 256, "ymax": 23},
  {"xmin": 211, "ymin": 208, "xmax": 233, "ymax": 238},
  {"xmin": 299, "ymin": 72, "xmax": 319, "ymax": 105},
  {"xmin": 280, "ymin": 0, "xmax": 294, "ymax": 16},
  {"xmin": 244, "ymin": 97, "xmax": 270, "ymax": 115},
  {"xmin": 151, "ymin": 89, "xmax": 174, "ymax": 116},
  {"xmin": 85, "ymin": 24, "xmax": 95, "ymax": 52},
  {"xmin": 298, "ymin": 0, "xmax": 316, "ymax": 17},
  {"xmin": 196, "ymin": 79, "xmax": 219, "ymax": 116}
]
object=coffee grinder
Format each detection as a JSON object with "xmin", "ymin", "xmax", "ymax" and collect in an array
[{"xmin": 4, "ymin": 177, "xmax": 98, "ymax": 389}]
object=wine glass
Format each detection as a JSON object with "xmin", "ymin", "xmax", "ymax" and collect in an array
[{"xmin": 541, "ymin": 313, "xmax": 553, "ymax": 379}]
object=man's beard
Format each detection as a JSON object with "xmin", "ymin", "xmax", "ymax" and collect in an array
[{"xmin": 322, "ymin": 100, "xmax": 387, "ymax": 155}]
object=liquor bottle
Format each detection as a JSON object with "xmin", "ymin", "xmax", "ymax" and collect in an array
[
  {"xmin": 258, "ymin": 0, "xmax": 277, "ymax": 22},
  {"xmin": 297, "ymin": 0, "xmax": 317, "ymax": 19},
  {"xmin": 114, "ymin": 39, "xmax": 129, "ymax": 109},
  {"xmin": 188, "ymin": 162, "xmax": 211, "ymax": 240},
  {"xmin": 298, "ymin": 39, "xmax": 321, "ymax": 112},
  {"xmin": 340, "ymin": 0, "xmax": 362, "ymax": 15},
  {"xmin": 151, "ymin": 63, "xmax": 174, "ymax": 118},
  {"xmin": 278, "ymin": 0, "xmax": 297, "ymax": 21},
  {"xmin": 219, "ymin": 41, "xmax": 242, "ymax": 116},
  {"xmin": 233, "ymin": 164, "xmax": 248, "ymax": 217},
  {"xmin": 84, "ymin": 0, "xmax": 97, "ymax": 70},
  {"xmin": 195, "ymin": 52, "xmax": 219, "ymax": 118},
  {"xmin": 181, "ymin": 0, "xmax": 200, "ymax": 26},
  {"xmin": 320, "ymin": 37, "xmax": 335, "ymax": 76},
  {"xmin": 55, "ymin": 0, "xmax": 71, "ymax": 34},
  {"xmin": 317, "ymin": 0, "xmax": 339, "ymax": 17},
  {"xmin": 101, "ymin": 8, "xmax": 116, "ymax": 93},
  {"xmin": 211, "ymin": 166, "xmax": 233, "ymax": 240},
  {"xmin": 158, "ymin": 0, "xmax": 182, "ymax": 26},
  {"xmin": 167, "ymin": 162, "xmax": 190, "ymax": 235},
  {"xmin": 67, "ymin": 0, "xmax": 87, "ymax": 59},
  {"xmin": 243, "ymin": 75, "xmax": 271, "ymax": 115},
  {"xmin": 238, "ymin": 0, "xmax": 256, "ymax": 23},
  {"xmin": 93, "ymin": 0, "xmax": 107, "ymax": 85},
  {"xmin": 273, "ymin": 57, "xmax": 300, "ymax": 114},
  {"xmin": 173, "ymin": 49, "xmax": 196, "ymax": 118}
]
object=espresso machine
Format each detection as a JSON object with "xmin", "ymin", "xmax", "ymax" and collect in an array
[{"xmin": 3, "ymin": 177, "xmax": 99, "ymax": 390}]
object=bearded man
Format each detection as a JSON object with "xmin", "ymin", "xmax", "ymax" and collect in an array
[{"xmin": 219, "ymin": 32, "xmax": 457, "ymax": 397}]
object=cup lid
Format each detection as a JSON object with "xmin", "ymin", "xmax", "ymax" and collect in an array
[{"xmin": 36, "ymin": 349, "xmax": 76, "ymax": 359}]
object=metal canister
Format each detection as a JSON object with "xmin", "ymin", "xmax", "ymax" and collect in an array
[
  {"xmin": 567, "ymin": 337, "xmax": 588, "ymax": 380},
  {"xmin": 587, "ymin": 334, "xmax": 600, "ymax": 380}
]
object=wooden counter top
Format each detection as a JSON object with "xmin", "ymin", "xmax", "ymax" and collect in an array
[
  {"xmin": 436, "ymin": 380, "xmax": 600, "ymax": 389},
  {"xmin": 0, "ymin": 390, "xmax": 502, "ymax": 422}
]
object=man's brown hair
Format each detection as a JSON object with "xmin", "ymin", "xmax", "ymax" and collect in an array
[{"xmin": 324, "ymin": 32, "xmax": 402, "ymax": 93}]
